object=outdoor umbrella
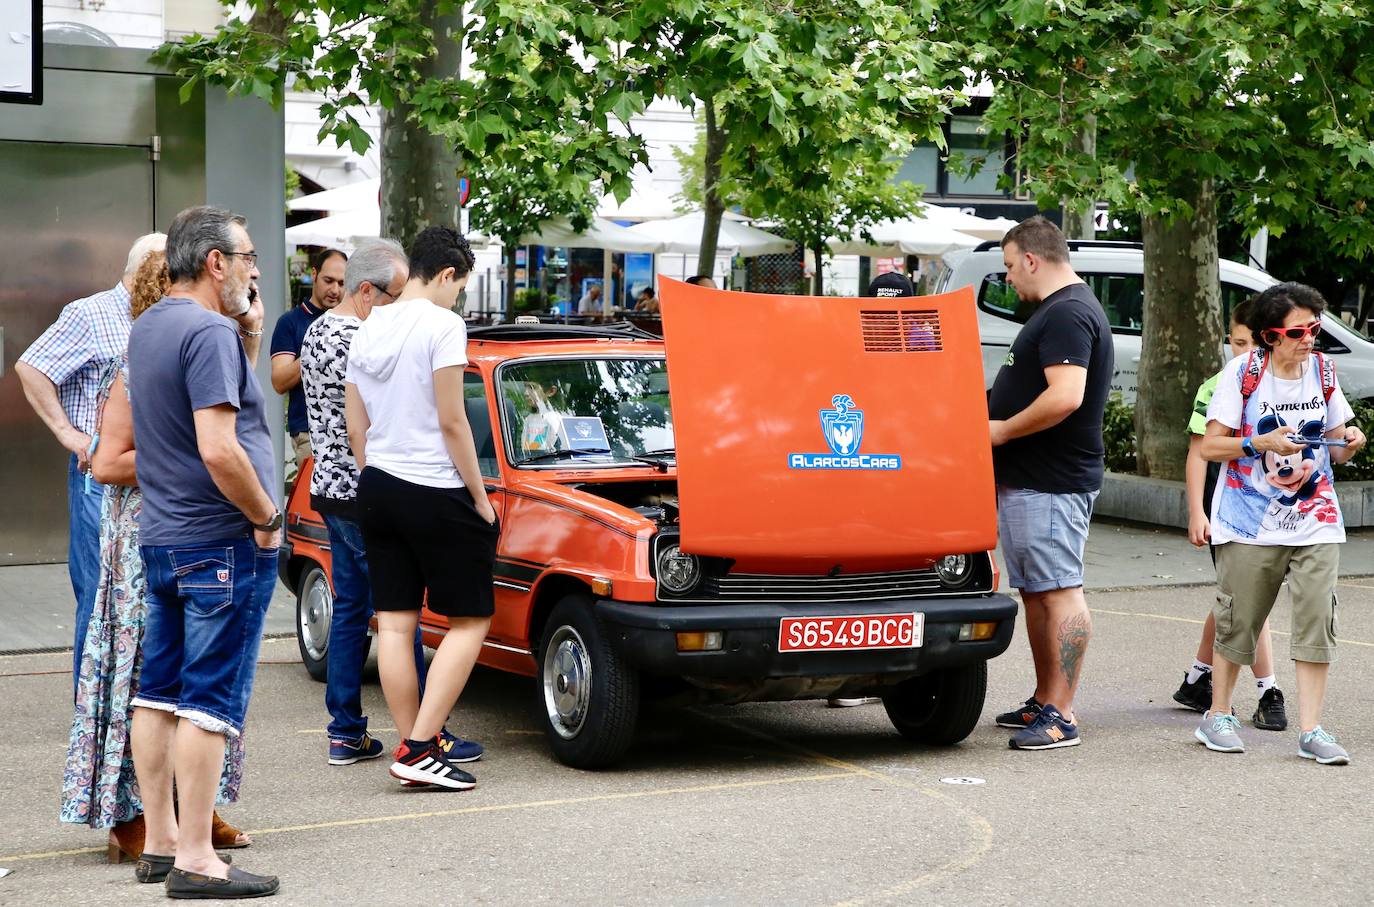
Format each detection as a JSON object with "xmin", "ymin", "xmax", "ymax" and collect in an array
[
  {"xmin": 922, "ymin": 204, "xmax": 1018, "ymax": 241},
  {"xmin": 283, "ymin": 208, "xmax": 380, "ymax": 250},
  {"xmin": 826, "ymin": 218, "xmax": 982, "ymax": 258},
  {"xmin": 626, "ymin": 212, "xmax": 793, "ymax": 257},
  {"xmin": 518, "ymin": 217, "xmax": 665, "ymax": 254},
  {"xmin": 286, "ymin": 178, "xmax": 379, "ymax": 212}
]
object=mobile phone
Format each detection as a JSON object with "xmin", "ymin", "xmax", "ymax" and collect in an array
[{"xmin": 1288, "ymin": 435, "xmax": 1348, "ymax": 448}]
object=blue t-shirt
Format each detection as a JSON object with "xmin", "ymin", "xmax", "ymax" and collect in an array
[
  {"xmin": 270, "ymin": 299, "xmax": 323, "ymax": 433},
  {"xmin": 128, "ymin": 297, "xmax": 277, "ymax": 546}
]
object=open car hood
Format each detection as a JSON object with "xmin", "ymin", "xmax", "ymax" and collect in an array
[{"xmin": 660, "ymin": 278, "xmax": 996, "ymax": 573}]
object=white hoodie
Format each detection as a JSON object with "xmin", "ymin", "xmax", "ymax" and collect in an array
[{"xmin": 345, "ymin": 297, "xmax": 468, "ymax": 488}]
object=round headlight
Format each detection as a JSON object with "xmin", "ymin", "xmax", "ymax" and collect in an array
[
  {"xmin": 656, "ymin": 543, "xmax": 702, "ymax": 594},
  {"xmin": 934, "ymin": 554, "xmax": 972, "ymax": 588}
]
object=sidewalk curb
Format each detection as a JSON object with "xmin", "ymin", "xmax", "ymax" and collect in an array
[{"xmin": 1096, "ymin": 472, "xmax": 1374, "ymax": 529}]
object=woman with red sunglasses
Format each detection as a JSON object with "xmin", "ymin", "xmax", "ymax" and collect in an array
[{"xmin": 1194, "ymin": 283, "xmax": 1366, "ymax": 764}]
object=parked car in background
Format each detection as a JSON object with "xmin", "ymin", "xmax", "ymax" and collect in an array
[
  {"xmin": 932, "ymin": 240, "xmax": 1374, "ymax": 404},
  {"xmin": 283, "ymin": 298, "xmax": 1016, "ymax": 769}
]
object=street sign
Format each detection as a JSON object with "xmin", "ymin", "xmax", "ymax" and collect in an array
[
  {"xmin": 0, "ymin": 0, "xmax": 41, "ymax": 106},
  {"xmin": 458, "ymin": 177, "xmax": 471, "ymax": 207}
]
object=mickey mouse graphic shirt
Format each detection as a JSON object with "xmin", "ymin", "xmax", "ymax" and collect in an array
[{"xmin": 1206, "ymin": 353, "xmax": 1355, "ymax": 545}]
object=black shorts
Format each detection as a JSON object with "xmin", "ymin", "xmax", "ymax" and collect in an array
[{"xmin": 357, "ymin": 466, "xmax": 499, "ymax": 618}]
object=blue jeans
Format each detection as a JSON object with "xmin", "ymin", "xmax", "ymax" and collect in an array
[
  {"xmin": 132, "ymin": 537, "xmax": 277, "ymax": 736},
  {"xmin": 323, "ymin": 512, "xmax": 427, "ymax": 740},
  {"xmin": 67, "ymin": 454, "xmax": 105, "ymax": 688}
]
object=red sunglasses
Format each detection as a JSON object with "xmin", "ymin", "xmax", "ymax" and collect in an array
[{"xmin": 1261, "ymin": 320, "xmax": 1322, "ymax": 344}]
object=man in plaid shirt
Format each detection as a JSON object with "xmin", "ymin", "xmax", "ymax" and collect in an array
[{"xmin": 16, "ymin": 233, "xmax": 166, "ymax": 686}]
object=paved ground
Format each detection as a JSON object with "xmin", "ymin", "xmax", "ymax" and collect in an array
[
  {"xmin": 5, "ymin": 520, "xmax": 1371, "ymax": 655},
  {"xmin": 3, "ymin": 572, "xmax": 1374, "ymax": 903}
]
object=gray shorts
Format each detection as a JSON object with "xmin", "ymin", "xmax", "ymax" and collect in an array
[{"xmin": 996, "ymin": 486, "xmax": 1098, "ymax": 593}]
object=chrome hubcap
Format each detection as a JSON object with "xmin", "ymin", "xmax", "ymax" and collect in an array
[
  {"xmin": 543, "ymin": 626, "xmax": 591, "ymax": 740},
  {"xmin": 300, "ymin": 571, "xmax": 332, "ymax": 661}
]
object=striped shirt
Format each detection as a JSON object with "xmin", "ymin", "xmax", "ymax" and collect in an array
[{"xmin": 19, "ymin": 284, "xmax": 132, "ymax": 434}]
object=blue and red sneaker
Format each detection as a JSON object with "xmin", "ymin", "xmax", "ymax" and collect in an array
[{"xmin": 1008, "ymin": 704, "xmax": 1080, "ymax": 750}]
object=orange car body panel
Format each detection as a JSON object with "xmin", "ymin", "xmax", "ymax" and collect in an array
[{"xmin": 659, "ymin": 278, "xmax": 996, "ymax": 573}]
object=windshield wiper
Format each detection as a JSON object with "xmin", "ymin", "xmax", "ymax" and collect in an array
[{"xmin": 519, "ymin": 447, "xmax": 613, "ymax": 465}]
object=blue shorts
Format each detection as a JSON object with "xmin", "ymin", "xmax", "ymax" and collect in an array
[
  {"xmin": 131, "ymin": 537, "xmax": 277, "ymax": 736},
  {"xmin": 996, "ymin": 486, "xmax": 1098, "ymax": 593}
]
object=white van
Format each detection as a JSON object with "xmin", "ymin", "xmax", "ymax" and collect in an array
[{"xmin": 932, "ymin": 240, "xmax": 1374, "ymax": 404}]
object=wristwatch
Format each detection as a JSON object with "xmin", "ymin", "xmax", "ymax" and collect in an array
[
  {"xmin": 1241, "ymin": 435, "xmax": 1257, "ymax": 458},
  {"xmin": 252, "ymin": 508, "xmax": 283, "ymax": 532}
]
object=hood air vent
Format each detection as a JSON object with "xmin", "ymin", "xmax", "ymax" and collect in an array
[{"xmin": 860, "ymin": 310, "xmax": 942, "ymax": 352}]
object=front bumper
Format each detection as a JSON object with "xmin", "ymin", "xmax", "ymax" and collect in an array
[{"xmin": 596, "ymin": 593, "xmax": 1017, "ymax": 680}]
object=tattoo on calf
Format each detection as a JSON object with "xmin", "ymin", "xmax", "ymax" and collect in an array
[{"xmin": 1057, "ymin": 612, "xmax": 1091, "ymax": 687}]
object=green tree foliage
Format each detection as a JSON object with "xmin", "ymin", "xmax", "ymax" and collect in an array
[{"xmin": 950, "ymin": 0, "xmax": 1374, "ymax": 479}]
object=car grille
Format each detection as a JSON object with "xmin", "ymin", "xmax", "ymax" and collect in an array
[{"xmin": 668, "ymin": 565, "xmax": 989, "ymax": 603}]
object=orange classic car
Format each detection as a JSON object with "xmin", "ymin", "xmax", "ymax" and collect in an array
[{"xmin": 282, "ymin": 280, "xmax": 1016, "ymax": 768}]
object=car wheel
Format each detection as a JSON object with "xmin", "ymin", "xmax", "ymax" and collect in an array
[
  {"xmin": 537, "ymin": 594, "xmax": 640, "ymax": 768},
  {"xmin": 296, "ymin": 564, "xmax": 332, "ymax": 683},
  {"xmin": 881, "ymin": 661, "xmax": 987, "ymax": 745}
]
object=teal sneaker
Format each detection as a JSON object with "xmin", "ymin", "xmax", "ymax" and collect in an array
[
  {"xmin": 1298, "ymin": 726, "xmax": 1350, "ymax": 765},
  {"xmin": 1195, "ymin": 711, "xmax": 1244, "ymax": 753}
]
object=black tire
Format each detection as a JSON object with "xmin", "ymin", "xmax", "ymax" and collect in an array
[
  {"xmin": 537, "ymin": 594, "xmax": 640, "ymax": 768},
  {"xmin": 881, "ymin": 661, "xmax": 987, "ymax": 745},
  {"xmin": 296, "ymin": 564, "xmax": 333, "ymax": 683}
]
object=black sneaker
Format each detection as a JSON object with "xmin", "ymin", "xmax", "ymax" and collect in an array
[
  {"xmin": 1172, "ymin": 671, "xmax": 1212, "ymax": 713},
  {"xmin": 389, "ymin": 738, "xmax": 476, "ymax": 791},
  {"xmin": 1253, "ymin": 687, "xmax": 1289, "ymax": 731},
  {"xmin": 995, "ymin": 697, "xmax": 1042, "ymax": 729}
]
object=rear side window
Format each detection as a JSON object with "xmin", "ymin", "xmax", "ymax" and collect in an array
[{"xmin": 978, "ymin": 272, "xmax": 1143, "ymax": 332}]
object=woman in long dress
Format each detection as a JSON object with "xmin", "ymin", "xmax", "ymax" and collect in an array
[{"xmin": 59, "ymin": 251, "xmax": 251, "ymax": 861}]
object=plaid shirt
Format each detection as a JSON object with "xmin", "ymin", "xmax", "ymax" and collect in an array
[{"xmin": 19, "ymin": 283, "xmax": 132, "ymax": 435}]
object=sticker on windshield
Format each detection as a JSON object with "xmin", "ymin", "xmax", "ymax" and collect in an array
[
  {"xmin": 788, "ymin": 394, "xmax": 902, "ymax": 471},
  {"xmin": 561, "ymin": 416, "xmax": 610, "ymax": 452}
]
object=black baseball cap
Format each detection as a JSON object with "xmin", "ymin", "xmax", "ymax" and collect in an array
[{"xmin": 867, "ymin": 272, "xmax": 915, "ymax": 298}]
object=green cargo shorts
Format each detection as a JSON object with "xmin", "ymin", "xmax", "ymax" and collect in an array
[{"xmin": 1213, "ymin": 542, "xmax": 1340, "ymax": 665}]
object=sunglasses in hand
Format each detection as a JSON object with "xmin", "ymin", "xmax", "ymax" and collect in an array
[{"xmin": 1261, "ymin": 320, "xmax": 1322, "ymax": 344}]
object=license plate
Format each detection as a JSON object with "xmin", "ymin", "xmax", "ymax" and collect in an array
[{"xmin": 778, "ymin": 613, "xmax": 923, "ymax": 653}]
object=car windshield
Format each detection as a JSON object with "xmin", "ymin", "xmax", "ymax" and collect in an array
[{"xmin": 501, "ymin": 357, "xmax": 674, "ymax": 466}]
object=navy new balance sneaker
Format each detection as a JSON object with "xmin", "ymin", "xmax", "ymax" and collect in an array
[
  {"xmin": 995, "ymin": 696, "xmax": 1043, "ymax": 729},
  {"xmin": 438, "ymin": 727, "xmax": 484, "ymax": 763},
  {"xmin": 1008, "ymin": 704, "xmax": 1080, "ymax": 750},
  {"xmin": 328, "ymin": 731, "xmax": 385, "ymax": 766}
]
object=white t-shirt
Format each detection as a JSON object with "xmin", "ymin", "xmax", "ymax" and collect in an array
[
  {"xmin": 1206, "ymin": 352, "xmax": 1354, "ymax": 546},
  {"xmin": 344, "ymin": 298, "xmax": 468, "ymax": 488}
]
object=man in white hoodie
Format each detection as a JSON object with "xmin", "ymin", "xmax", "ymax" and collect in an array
[{"xmin": 344, "ymin": 225, "xmax": 499, "ymax": 790}]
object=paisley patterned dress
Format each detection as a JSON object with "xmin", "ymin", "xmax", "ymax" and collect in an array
[{"xmin": 59, "ymin": 358, "xmax": 246, "ymax": 828}]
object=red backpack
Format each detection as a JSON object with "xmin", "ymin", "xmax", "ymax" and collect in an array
[{"xmin": 1237, "ymin": 349, "xmax": 1336, "ymax": 434}]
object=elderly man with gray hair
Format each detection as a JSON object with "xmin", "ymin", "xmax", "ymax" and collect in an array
[
  {"xmin": 299, "ymin": 238, "xmax": 429, "ymax": 766},
  {"xmin": 17, "ymin": 231, "xmax": 166, "ymax": 687}
]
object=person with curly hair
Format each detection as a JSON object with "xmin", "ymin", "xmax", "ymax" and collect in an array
[{"xmin": 61, "ymin": 249, "xmax": 251, "ymax": 864}]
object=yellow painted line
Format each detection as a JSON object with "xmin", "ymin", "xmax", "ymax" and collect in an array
[
  {"xmin": 504, "ymin": 729, "xmax": 542, "ymax": 736},
  {"xmin": 1339, "ymin": 581, "xmax": 1374, "ymax": 591},
  {"xmin": 0, "ymin": 770, "xmax": 859, "ymax": 864},
  {"xmin": 1091, "ymin": 606, "xmax": 1374, "ymax": 648}
]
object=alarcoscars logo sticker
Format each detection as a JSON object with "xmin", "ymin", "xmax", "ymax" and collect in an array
[{"xmin": 788, "ymin": 394, "xmax": 902, "ymax": 471}]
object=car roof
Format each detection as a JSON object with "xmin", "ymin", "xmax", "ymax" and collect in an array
[{"xmin": 464, "ymin": 322, "xmax": 665, "ymax": 367}]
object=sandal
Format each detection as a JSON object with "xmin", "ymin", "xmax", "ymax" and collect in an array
[
  {"xmin": 107, "ymin": 814, "xmax": 146, "ymax": 863},
  {"xmin": 211, "ymin": 811, "xmax": 251, "ymax": 849}
]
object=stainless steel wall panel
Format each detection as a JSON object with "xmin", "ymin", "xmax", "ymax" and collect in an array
[
  {"xmin": 0, "ymin": 68, "xmax": 156, "ymax": 147},
  {"xmin": 0, "ymin": 142, "xmax": 154, "ymax": 565}
]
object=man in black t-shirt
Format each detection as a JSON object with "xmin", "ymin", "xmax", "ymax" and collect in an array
[{"xmin": 986, "ymin": 216, "xmax": 1113, "ymax": 752}]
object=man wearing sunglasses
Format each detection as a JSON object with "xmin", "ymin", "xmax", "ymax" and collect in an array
[{"xmin": 1196, "ymin": 282, "xmax": 1367, "ymax": 765}]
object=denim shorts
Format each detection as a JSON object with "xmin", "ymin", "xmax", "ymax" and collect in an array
[
  {"xmin": 131, "ymin": 537, "xmax": 278, "ymax": 736},
  {"xmin": 996, "ymin": 486, "xmax": 1098, "ymax": 593}
]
